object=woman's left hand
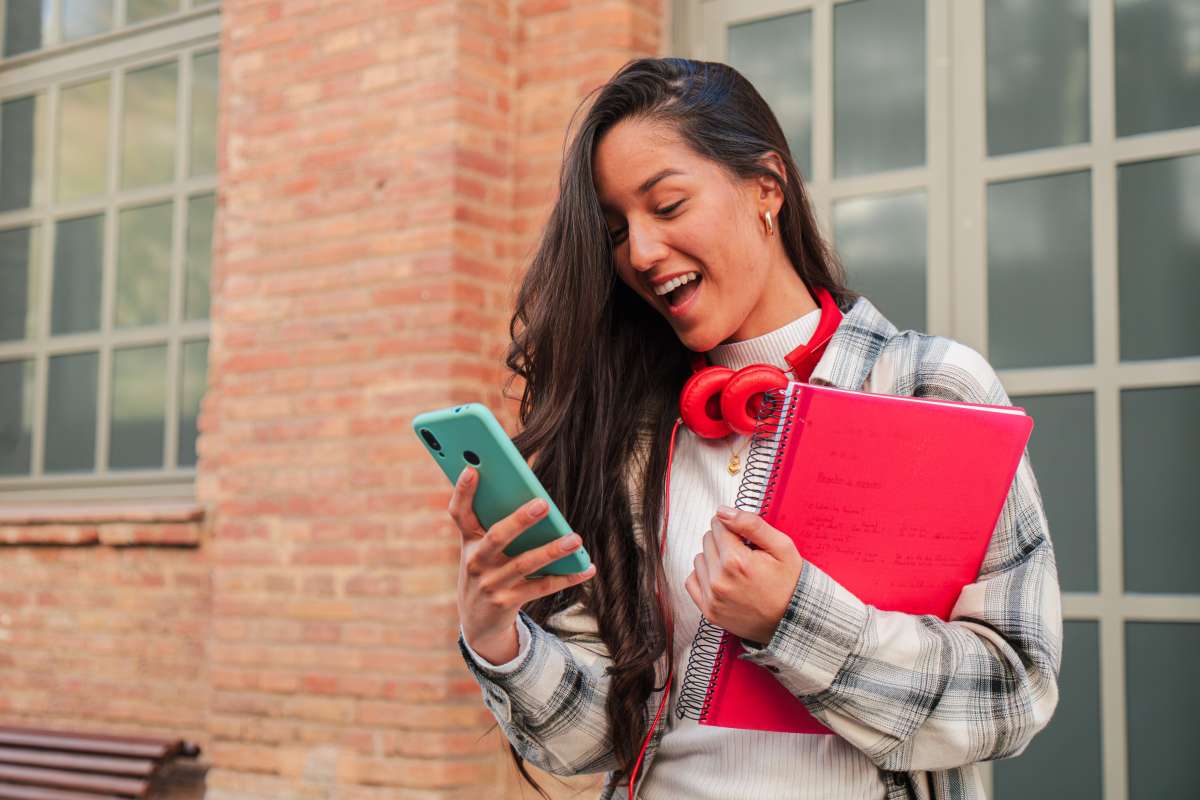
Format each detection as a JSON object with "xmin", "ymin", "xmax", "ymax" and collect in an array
[{"xmin": 684, "ymin": 506, "xmax": 805, "ymax": 645}]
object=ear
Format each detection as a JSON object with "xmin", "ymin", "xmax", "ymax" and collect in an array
[{"xmin": 753, "ymin": 150, "xmax": 787, "ymax": 210}]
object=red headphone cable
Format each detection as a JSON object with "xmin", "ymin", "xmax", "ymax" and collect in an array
[{"xmin": 627, "ymin": 415, "xmax": 682, "ymax": 797}]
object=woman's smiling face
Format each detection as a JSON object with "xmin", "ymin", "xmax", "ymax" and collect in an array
[{"xmin": 593, "ymin": 117, "xmax": 781, "ymax": 352}]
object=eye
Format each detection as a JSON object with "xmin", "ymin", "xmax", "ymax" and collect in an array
[{"xmin": 607, "ymin": 200, "xmax": 685, "ymax": 245}]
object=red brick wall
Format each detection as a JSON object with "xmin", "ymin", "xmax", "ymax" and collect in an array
[
  {"xmin": 0, "ymin": 520, "xmax": 209, "ymax": 739},
  {"xmin": 0, "ymin": 1, "xmax": 668, "ymax": 797}
]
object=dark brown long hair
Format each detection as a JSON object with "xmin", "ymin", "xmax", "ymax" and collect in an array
[{"xmin": 502, "ymin": 57, "xmax": 857, "ymax": 794}]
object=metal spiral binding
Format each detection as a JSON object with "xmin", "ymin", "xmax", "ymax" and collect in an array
[{"xmin": 675, "ymin": 386, "xmax": 801, "ymax": 722}]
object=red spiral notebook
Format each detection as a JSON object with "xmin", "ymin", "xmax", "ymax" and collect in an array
[{"xmin": 675, "ymin": 381, "xmax": 1035, "ymax": 734}]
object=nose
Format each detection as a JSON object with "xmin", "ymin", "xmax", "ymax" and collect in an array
[{"xmin": 627, "ymin": 218, "xmax": 669, "ymax": 274}]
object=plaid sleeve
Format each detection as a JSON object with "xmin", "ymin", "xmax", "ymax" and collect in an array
[
  {"xmin": 457, "ymin": 604, "xmax": 621, "ymax": 776},
  {"xmin": 740, "ymin": 342, "xmax": 1063, "ymax": 772}
]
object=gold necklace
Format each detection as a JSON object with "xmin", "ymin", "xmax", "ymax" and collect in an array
[{"xmin": 726, "ymin": 435, "xmax": 750, "ymax": 476}]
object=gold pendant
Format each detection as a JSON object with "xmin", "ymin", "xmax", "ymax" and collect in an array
[{"xmin": 727, "ymin": 454, "xmax": 740, "ymax": 476}]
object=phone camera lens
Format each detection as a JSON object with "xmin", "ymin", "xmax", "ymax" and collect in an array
[
  {"xmin": 420, "ymin": 429, "xmax": 442, "ymax": 451},
  {"xmin": 463, "ymin": 450, "xmax": 480, "ymax": 466}
]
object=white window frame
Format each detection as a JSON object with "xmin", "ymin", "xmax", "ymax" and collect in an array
[
  {"xmin": 674, "ymin": 1, "xmax": 1200, "ymax": 797},
  {"xmin": 0, "ymin": 2, "xmax": 220, "ymax": 502}
]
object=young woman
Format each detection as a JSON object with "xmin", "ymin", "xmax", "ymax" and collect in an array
[{"xmin": 447, "ymin": 58, "xmax": 1061, "ymax": 800}]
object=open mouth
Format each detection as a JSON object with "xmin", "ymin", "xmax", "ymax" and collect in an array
[{"xmin": 658, "ymin": 273, "xmax": 702, "ymax": 310}]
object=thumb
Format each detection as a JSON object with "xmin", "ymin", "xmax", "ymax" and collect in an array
[{"xmin": 716, "ymin": 506, "xmax": 792, "ymax": 558}]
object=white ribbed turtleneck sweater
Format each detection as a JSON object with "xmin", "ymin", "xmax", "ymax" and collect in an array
[
  {"xmin": 465, "ymin": 308, "xmax": 886, "ymax": 799},
  {"xmin": 637, "ymin": 307, "xmax": 886, "ymax": 799}
]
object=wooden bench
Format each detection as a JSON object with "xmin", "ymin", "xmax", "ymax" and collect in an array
[{"xmin": 0, "ymin": 727, "xmax": 203, "ymax": 800}]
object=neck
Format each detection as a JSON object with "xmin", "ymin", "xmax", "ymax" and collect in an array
[{"xmin": 721, "ymin": 260, "xmax": 817, "ymax": 344}]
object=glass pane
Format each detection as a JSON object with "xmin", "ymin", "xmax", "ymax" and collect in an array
[
  {"xmin": 1117, "ymin": 154, "xmax": 1200, "ymax": 361},
  {"xmin": 986, "ymin": 0, "xmax": 1089, "ymax": 156},
  {"xmin": 987, "ymin": 171, "xmax": 1092, "ymax": 369},
  {"xmin": 1121, "ymin": 385, "xmax": 1200, "ymax": 593},
  {"xmin": 57, "ymin": 78, "xmax": 110, "ymax": 202},
  {"xmin": 834, "ymin": 0, "xmax": 925, "ymax": 177},
  {"xmin": 45, "ymin": 350, "xmax": 97, "ymax": 473},
  {"xmin": 2, "ymin": 93, "xmax": 49, "ymax": 212},
  {"xmin": 128, "ymin": 0, "xmax": 178, "ymax": 24},
  {"xmin": 110, "ymin": 344, "xmax": 166, "ymax": 469},
  {"xmin": 51, "ymin": 214, "xmax": 104, "ymax": 336},
  {"xmin": 185, "ymin": 193, "xmax": 213, "ymax": 320},
  {"xmin": 0, "ymin": 225, "xmax": 42, "ymax": 342},
  {"xmin": 115, "ymin": 202, "xmax": 172, "ymax": 328},
  {"xmin": 0, "ymin": 359, "xmax": 35, "ymax": 476},
  {"xmin": 3, "ymin": 0, "xmax": 52, "ymax": 57},
  {"xmin": 1011, "ymin": 393, "xmax": 1097, "ymax": 592},
  {"xmin": 1115, "ymin": 0, "xmax": 1200, "ymax": 137},
  {"xmin": 728, "ymin": 12, "xmax": 813, "ymax": 179},
  {"xmin": 1126, "ymin": 622, "xmax": 1199, "ymax": 798},
  {"xmin": 61, "ymin": 0, "xmax": 112, "ymax": 42},
  {"xmin": 190, "ymin": 49, "xmax": 219, "ymax": 177},
  {"xmin": 121, "ymin": 61, "xmax": 178, "ymax": 189},
  {"xmin": 179, "ymin": 339, "xmax": 207, "ymax": 468},
  {"xmin": 834, "ymin": 191, "xmax": 926, "ymax": 333},
  {"xmin": 994, "ymin": 621, "xmax": 1101, "ymax": 800}
]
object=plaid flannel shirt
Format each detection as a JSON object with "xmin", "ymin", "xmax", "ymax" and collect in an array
[{"xmin": 458, "ymin": 294, "xmax": 1062, "ymax": 799}]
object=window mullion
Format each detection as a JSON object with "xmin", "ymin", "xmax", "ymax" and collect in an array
[{"xmin": 94, "ymin": 65, "xmax": 122, "ymax": 475}]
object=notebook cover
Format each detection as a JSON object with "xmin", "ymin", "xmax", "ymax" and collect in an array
[{"xmin": 677, "ymin": 382, "xmax": 1034, "ymax": 734}]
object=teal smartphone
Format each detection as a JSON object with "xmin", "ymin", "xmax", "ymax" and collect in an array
[{"xmin": 412, "ymin": 403, "xmax": 590, "ymax": 577}]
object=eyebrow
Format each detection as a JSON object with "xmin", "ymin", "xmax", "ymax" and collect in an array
[{"xmin": 599, "ymin": 168, "xmax": 685, "ymax": 212}]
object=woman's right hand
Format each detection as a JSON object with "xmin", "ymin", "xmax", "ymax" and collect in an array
[{"xmin": 448, "ymin": 465, "xmax": 596, "ymax": 665}]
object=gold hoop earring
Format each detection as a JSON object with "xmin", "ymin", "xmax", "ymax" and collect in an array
[{"xmin": 762, "ymin": 209, "xmax": 775, "ymax": 237}]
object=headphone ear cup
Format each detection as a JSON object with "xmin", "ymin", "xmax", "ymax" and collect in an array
[
  {"xmin": 679, "ymin": 366, "xmax": 734, "ymax": 439},
  {"xmin": 720, "ymin": 365, "xmax": 789, "ymax": 435}
]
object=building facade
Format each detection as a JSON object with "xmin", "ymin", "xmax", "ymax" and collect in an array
[{"xmin": 0, "ymin": 1, "xmax": 1196, "ymax": 798}]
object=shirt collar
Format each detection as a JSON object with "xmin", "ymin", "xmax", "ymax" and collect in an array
[
  {"xmin": 704, "ymin": 293, "xmax": 896, "ymax": 392},
  {"xmin": 706, "ymin": 307, "xmax": 821, "ymax": 372},
  {"xmin": 807, "ymin": 293, "xmax": 898, "ymax": 391}
]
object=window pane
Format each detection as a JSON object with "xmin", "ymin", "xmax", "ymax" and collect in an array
[
  {"xmin": 51, "ymin": 214, "xmax": 104, "ymax": 336},
  {"xmin": 179, "ymin": 339, "xmax": 207, "ymax": 467},
  {"xmin": 987, "ymin": 171, "xmax": 1092, "ymax": 369},
  {"xmin": 190, "ymin": 50, "xmax": 220, "ymax": 177},
  {"xmin": 1126, "ymin": 622, "xmax": 1199, "ymax": 798},
  {"xmin": 986, "ymin": 0, "xmax": 1089, "ymax": 156},
  {"xmin": 1011, "ymin": 393, "xmax": 1097, "ymax": 592},
  {"xmin": 0, "ymin": 359, "xmax": 35, "ymax": 476},
  {"xmin": 110, "ymin": 344, "xmax": 166, "ymax": 470},
  {"xmin": 57, "ymin": 78, "xmax": 110, "ymax": 202},
  {"xmin": 1117, "ymin": 154, "xmax": 1200, "ymax": 361},
  {"xmin": 128, "ymin": 0, "xmax": 179, "ymax": 24},
  {"xmin": 1115, "ymin": 0, "xmax": 1200, "ymax": 137},
  {"xmin": 834, "ymin": 0, "xmax": 925, "ymax": 177},
  {"xmin": 0, "ymin": 225, "xmax": 42, "ymax": 342},
  {"xmin": 3, "ymin": 0, "xmax": 51, "ymax": 57},
  {"xmin": 2, "ymin": 93, "xmax": 48, "ymax": 212},
  {"xmin": 994, "ymin": 621, "xmax": 1101, "ymax": 800},
  {"xmin": 45, "ymin": 351, "xmax": 98, "ymax": 473},
  {"xmin": 185, "ymin": 193, "xmax": 214, "ymax": 320},
  {"xmin": 121, "ymin": 61, "xmax": 178, "ymax": 190},
  {"xmin": 62, "ymin": 0, "xmax": 113, "ymax": 42},
  {"xmin": 728, "ymin": 11, "xmax": 812, "ymax": 179},
  {"xmin": 1121, "ymin": 385, "xmax": 1200, "ymax": 593},
  {"xmin": 834, "ymin": 191, "xmax": 926, "ymax": 334},
  {"xmin": 115, "ymin": 202, "xmax": 172, "ymax": 328}
]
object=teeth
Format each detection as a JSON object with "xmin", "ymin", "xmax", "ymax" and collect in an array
[{"xmin": 653, "ymin": 272, "xmax": 700, "ymax": 297}]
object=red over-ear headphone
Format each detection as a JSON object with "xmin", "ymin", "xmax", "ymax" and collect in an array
[
  {"xmin": 678, "ymin": 285, "xmax": 843, "ymax": 438},
  {"xmin": 627, "ymin": 286, "xmax": 844, "ymax": 796}
]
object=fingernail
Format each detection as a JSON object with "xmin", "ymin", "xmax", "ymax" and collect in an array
[
  {"xmin": 560, "ymin": 534, "xmax": 580, "ymax": 551},
  {"xmin": 528, "ymin": 499, "xmax": 547, "ymax": 517},
  {"xmin": 459, "ymin": 468, "xmax": 472, "ymax": 484},
  {"xmin": 717, "ymin": 505, "xmax": 737, "ymax": 520}
]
